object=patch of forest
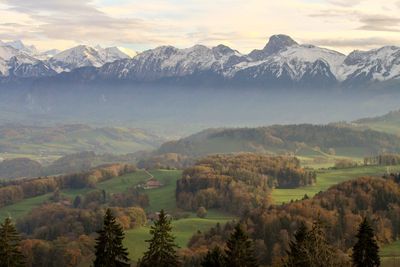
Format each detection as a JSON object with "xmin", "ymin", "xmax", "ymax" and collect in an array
[
  {"xmin": 176, "ymin": 154, "xmax": 316, "ymax": 214},
  {"xmin": 185, "ymin": 174, "xmax": 400, "ymax": 266}
]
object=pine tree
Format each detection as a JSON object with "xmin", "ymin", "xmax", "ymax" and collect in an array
[
  {"xmin": 201, "ymin": 246, "xmax": 225, "ymax": 267},
  {"xmin": 352, "ymin": 218, "xmax": 380, "ymax": 267},
  {"xmin": 139, "ymin": 209, "xmax": 180, "ymax": 267},
  {"xmin": 284, "ymin": 218, "xmax": 341, "ymax": 267},
  {"xmin": 284, "ymin": 222, "xmax": 308, "ymax": 267},
  {"xmin": 224, "ymin": 223, "xmax": 258, "ymax": 267},
  {"xmin": 305, "ymin": 218, "xmax": 338, "ymax": 267},
  {"xmin": 93, "ymin": 208, "xmax": 130, "ymax": 267},
  {"xmin": 0, "ymin": 217, "xmax": 25, "ymax": 267}
]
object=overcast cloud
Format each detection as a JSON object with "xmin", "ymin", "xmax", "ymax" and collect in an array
[{"xmin": 0, "ymin": 0, "xmax": 400, "ymax": 54}]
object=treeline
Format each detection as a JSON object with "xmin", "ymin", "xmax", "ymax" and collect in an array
[
  {"xmin": 137, "ymin": 153, "xmax": 194, "ymax": 170},
  {"xmin": 176, "ymin": 154, "xmax": 315, "ymax": 214},
  {"xmin": 17, "ymin": 204, "xmax": 147, "ymax": 240},
  {"xmin": 364, "ymin": 153, "xmax": 400, "ymax": 166},
  {"xmin": 187, "ymin": 175, "xmax": 400, "ymax": 265},
  {"xmin": 0, "ymin": 163, "xmax": 136, "ymax": 208}
]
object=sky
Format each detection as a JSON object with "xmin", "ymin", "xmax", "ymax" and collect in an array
[{"xmin": 0, "ymin": 0, "xmax": 400, "ymax": 54}]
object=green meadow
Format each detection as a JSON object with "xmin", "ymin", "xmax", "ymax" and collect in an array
[
  {"xmin": 125, "ymin": 210, "xmax": 234, "ymax": 261},
  {"xmin": 272, "ymin": 164, "xmax": 400, "ymax": 204},
  {"xmin": 381, "ymin": 240, "xmax": 400, "ymax": 267}
]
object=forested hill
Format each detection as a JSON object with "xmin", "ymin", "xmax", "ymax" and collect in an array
[
  {"xmin": 353, "ymin": 109, "xmax": 400, "ymax": 135},
  {"xmin": 157, "ymin": 124, "xmax": 400, "ymax": 158},
  {"xmin": 187, "ymin": 175, "xmax": 400, "ymax": 265}
]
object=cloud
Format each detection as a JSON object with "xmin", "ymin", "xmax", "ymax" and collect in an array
[
  {"xmin": 0, "ymin": 0, "xmax": 159, "ymax": 46},
  {"xmin": 0, "ymin": 0, "xmax": 400, "ymax": 54},
  {"xmin": 328, "ymin": 0, "xmax": 363, "ymax": 7},
  {"xmin": 307, "ymin": 37, "xmax": 399, "ymax": 49},
  {"xmin": 358, "ymin": 14, "xmax": 400, "ymax": 32}
]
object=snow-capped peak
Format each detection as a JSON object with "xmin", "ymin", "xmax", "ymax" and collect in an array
[
  {"xmin": 49, "ymin": 45, "xmax": 133, "ymax": 73},
  {"xmin": 97, "ymin": 46, "xmax": 131, "ymax": 62},
  {"xmin": 4, "ymin": 40, "xmax": 38, "ymax": 55},
  {"xmin": 263, "ymin": 34, "xmax": 298, "ymax": 54},
  {"xmin": 0, "ymin": 45, "xmax": 21, "ymax": 60}
]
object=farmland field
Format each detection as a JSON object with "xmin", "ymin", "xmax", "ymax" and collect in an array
[{"xmin": 272, "ymin": 165, "xmax": 400, "ymax": 204}]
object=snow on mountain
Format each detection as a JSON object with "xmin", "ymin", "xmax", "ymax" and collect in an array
[
  {"xmin": 97, "ymin": 46, "xmax": 131, "ymax": 62},
  {"xmin": 49, "ymin": 45, "xmax": 134, "ymax": 73},
  {"xmin": 5, "ymin": 40, "xmax": 38, "ymax": 55},
  {"xmin": 98, "ymin": 44, "xmax": 245, "ymax": 80},
  {"xmin": 0, "ymin": 58, "xmax": 8, "ymax": 76},
  {"xmin": 49, "ymin": 45, "xmax": 106, "ymax": 72},
  {"xmin": 248, "ymin": 34, "xmax": 298, "ymax": 60},
  {"xmin": 0, "ymin": 34, "xmax": 400, "ymax": 88},
  {"xmin": 36, "ymin": 49, "xmax": 61, "ymax": 60},
  {"xmin": 0, "ymin": 45, "xmax": 21, "ymax": 61},
  {"xmin": 116, "ymin": 47, "xmax": 138, "ymax": 58},
  {"xmin": 338, "ymin": 46, "xmax": 400, "ymax": 82}
]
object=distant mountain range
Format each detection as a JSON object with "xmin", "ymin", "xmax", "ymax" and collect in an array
[
  {"xmin": 0, "ymin": 40, "xmax": 135, "ymax": 79},
  {"xmin": 1, "ymin": 34, "xmax": 400, "ymax": 89}
]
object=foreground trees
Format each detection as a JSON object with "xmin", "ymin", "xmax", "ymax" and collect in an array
[
  {"xmin": 225, "ymin": 224, "xmax": 258, "ymax": 267},
  {"xmin": 284, "ymin": 219, "xmax": 340, "ymax": 267},
  {"xmin": 94, "ymin": 209, "xmax": 129, "ymax": 267},
  {"xmin": 201, "ymin": 247, "xmax": 225, "ymax": 267},
  {"xmin": 352, "ymin": 218, "xmax": 380, "ymax": 267},
  {"xmin": 139, "ymin": 210, "xmax": 180, "ymax": 267},
  {"xmin": 200, "ymin": 224, "xmax": 258, "ymax": 267},
  {"xmin": 0, "ymin": 217, "xmax": 24, "ymax": 267}
]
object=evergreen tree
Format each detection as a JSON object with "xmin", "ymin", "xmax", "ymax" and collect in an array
[
  {"xmin": 224, "ymin": 223, "xmax": 258, "ymax": 267},
  {"xmin": 93, "ymin": 208, "xmax": 130, "ymax": 267},
  {"xmin": 0, "ymin": 217, "xmax": 25, "ymax": 267},
  {"xmin": 139, "ymin": 209, "xmax": 180, "ymax": 267},
  {"xmin": 352, "ymin": 218, "xmax": 380, "ymax": 267},
  {"xmin": 284, "ymin": 222, "xmax": 308, "ymax": 267},
  {"xmin": 305, "ymin": 218, "xmax": 339, "ymax": 267},
  {"xmin": 201, "ymin": 246, "xmax": 225, "ymax": 267},
  {"xmin": 284, "ymin": 218, "xmax": 341, "ymax": 267}
]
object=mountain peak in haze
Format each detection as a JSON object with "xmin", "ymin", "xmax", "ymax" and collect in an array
[
  {"xmin": 248, "ymin": 34, "xmax": 298, "ymax": 60},
  {"xmin": 263, "ymin": 34, "xmax": 298, "ymax": 54}
]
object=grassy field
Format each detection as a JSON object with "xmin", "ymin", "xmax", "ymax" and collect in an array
[
  {"xmin": 145, "ymin": 170, "xmax": 182, "ymax": 212},
  {"xmin": 0, "ymin": 170, "xmax": 156, "ymax": 221},
  {"xmin": 0, "ymin": 168, "xmax": 234, "ymax": 261},
  {"xmin": 125, "ymin": 210, "xmax": 235, "ymax": 261},
  {"xmin": 0, "ymin": 194, "xmax": 51, "ymax": 221},
  {"xmin": 272, "ymin": 165, "xmax": 400, "ymax": 204},
  {"xmin": 381, "ymin": 240, "xmax": 400, "ymax": 267},
  {"xmin": 295, "ymin": 145, "xmax": 369, "ymax": 169}
]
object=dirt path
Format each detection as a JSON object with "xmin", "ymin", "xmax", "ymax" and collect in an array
[{"xmin": 143, "ymin": 169, "xmax": 154, "ymax": 180}]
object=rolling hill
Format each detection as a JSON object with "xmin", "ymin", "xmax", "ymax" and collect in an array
[
  {"xmin": 354, "ymin": 109, "xmax": 400, "ymax": 135},
  {"xmin": 156, "ymin": 124, "xmax": 400, "ymax": 159},
  {"xmin": 0, "ymin": 124, "xmax": 164, "ymax": 163}
]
